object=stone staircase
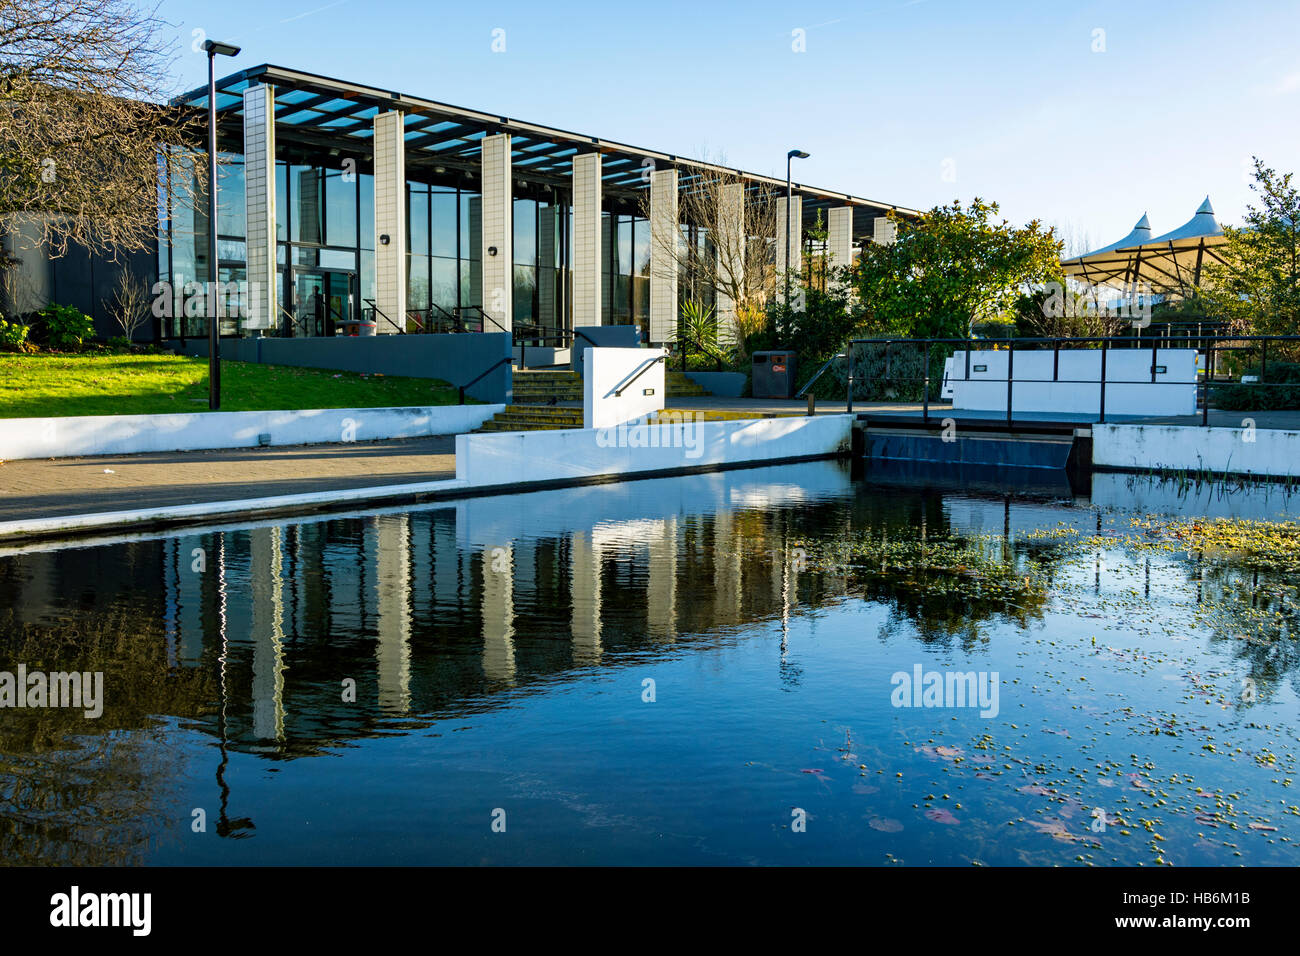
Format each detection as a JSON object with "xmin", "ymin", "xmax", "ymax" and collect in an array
[
  {"xmin": 475, "ymin": 405, "xmax": 584, "ymax": 432},
  {"xmin": 474, "ymin": 364, "xmax": 714, "ymax": 433},
  {"xmin": 510, "ymin": 368, "xmax": 584, "ymax": 404}
]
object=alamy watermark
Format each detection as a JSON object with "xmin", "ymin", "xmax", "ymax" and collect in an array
[
  {"xmin": 890, "ymin": 664, "xmax": 999, "ymax": 718},
  {"xmin": 1040, "ymin": 280, "xmax": 1152, "ymax": 329},
  {"xmin": 0, "ymin": 665, "xmax": 104, "ymax": 718},
  {"xmin": 595, "ymin": 411, "xmax": 705, "ymax": 459}
]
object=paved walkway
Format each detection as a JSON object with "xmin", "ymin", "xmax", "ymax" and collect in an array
[{"xmin": 0, "ymin": 437, "xmax": 456, "ymax": 523}]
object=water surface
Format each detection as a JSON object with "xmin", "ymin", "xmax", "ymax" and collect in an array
[{"xmin": 1, "ymin": 461, "xmax": 1296, "ymax": 866}]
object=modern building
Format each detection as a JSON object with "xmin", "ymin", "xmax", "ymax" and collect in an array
[
  {"xmin": 3, "ymin": 63, "xmax": 917, "ymax": 347},
  {"xmin": 156, "ymin": 63, "xmax": 916, "ymax": 347}
]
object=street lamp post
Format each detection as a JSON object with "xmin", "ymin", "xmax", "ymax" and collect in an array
[
  {"xmin": 784, "ymin": 149, "xmax": 809, "ymax": 311},
  {"xmin": 204, "ymin": 39, "xmax": 241, "ymax": 410}
]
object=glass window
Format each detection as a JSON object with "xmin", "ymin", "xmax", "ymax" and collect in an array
[
  {"xmin": 513, "ymin": 265, "xmax": 537, "ymax": 324},
  {"xmin": 513, "ymin": 199, "xmax": 537, "ymax": 266},
  {"xmin": 292, "ymin": 165, "xmax": 323, "ymax": 244},
  {"xmin": 617, "ymin": 216, "xmax": 632, "ymax": 275},
  {"xmin": 431, "ymin": 187, "xmax": 457, "ymax": 258},
  {"xmin": 432, "ymin": 257, "xmax": 457, "ymax": 314},
  {"xmin": 407, "ymin": 255, "xmax": 430, "ymax": 310},
  {"xmin": 633, "ymin": 217, "xmax": 650, "ymax": 277},
  {"xmin": 216, "ymin": 153, "xmax": 245, "ymax": 238},
  {"xmin": 276, "ymin": 161, "xmax": 289, "ymax": 242},
  {"xmin": 408, "ymin": 183, "xmax": 429, "ymax": 255},
  {"xmin": 324, "ymin": 168, "xmax": 356, "ymax": 247},
  {"xmin": 359, "ymin": 174, "xmax": 374, "ymax": 250},
  {"xmin": 459, "ymin": 191, "xmax": 478, "ymax": 261}
]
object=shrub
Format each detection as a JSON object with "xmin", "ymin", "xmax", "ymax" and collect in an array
[
  {"xmin": 1215, "ymin": 361, "xmax": 1300, "ymax": 410},
  {"xmin": 0, "ymin": 318, "xmax": 33, "ymax": 352},
  {"xmin": 107, "ymin": 335, "xmax": 134, "ymax": 351},
  {"xmin": 36, "ymin": 303, "xmax": 96, "ymax": 350}
]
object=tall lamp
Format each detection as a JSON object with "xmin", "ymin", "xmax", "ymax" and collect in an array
[
  {"xmin": 204, "ymin": 39, "xmax": 241, "ymax": 410},
  {"xmin": 784, "ymin": 149, "xmax": 810, "ymax": 310}
]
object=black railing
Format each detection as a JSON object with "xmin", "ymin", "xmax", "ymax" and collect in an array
[
  {"xmin": 836, "ymin": 334, "xmax": 1300, "ymax": 427},
  {"xmin": 613, "ymin": 354, "xmax": 666, "ymax": 398},
  {"xmin": 455, "ymin": 355, "xmax": 514, "ymax": 405}
]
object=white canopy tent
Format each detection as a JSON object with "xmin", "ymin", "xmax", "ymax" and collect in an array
[{"xmin": 1062, "ymin": 198, "xmax": 1228, "ymax": 295}]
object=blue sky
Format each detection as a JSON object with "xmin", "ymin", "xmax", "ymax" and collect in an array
[{"xmin": 160, "ymin": 0, "xmax": 1300, "ymax": 253}]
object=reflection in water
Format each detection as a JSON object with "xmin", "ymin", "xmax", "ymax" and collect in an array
[{"xmin": 0, "ymin": 462, "xmax": 1297, "ymax": 865}]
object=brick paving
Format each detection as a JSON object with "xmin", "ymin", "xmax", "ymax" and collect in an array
[{"xmin": 0, "ymin": 437, "xmax": 456, "ymax": 523}]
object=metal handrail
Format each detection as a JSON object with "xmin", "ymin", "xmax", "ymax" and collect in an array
[
  {"xmin": 795, "ymin": 352, "xmax": 846, "ymax": 398},
  {"xmin": 455, "ymin": 354, "xmax": 514, "ymax": 405},
  {"xmin": 362, "ymin": 298, "xmax": 406, "ymax": 334},
  {"xmin": 613, "ymin": 354, "xmax": 666, "ymax": 397},
  {"xmin": 456, "ymin": 305, "xmax": 510, "ymax": 335}
]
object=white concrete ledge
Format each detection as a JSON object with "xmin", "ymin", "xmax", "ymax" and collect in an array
[
  {"xmin": 456, "ymin": 414, "xmax": 854, "ymax": 485},
  {"xmin": 1093, "ymin": 423, "xmax": 1300, "ymax": 477},
  {"xmin": 0, "ymin": 414, "xmax": 854, "ymax": 543},
  {"xmin": 0, "ymin": 404, "xmax": 504, "ymax": 461}
]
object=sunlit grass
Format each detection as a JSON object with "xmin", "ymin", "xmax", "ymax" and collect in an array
[{"xmin": 0, "ymin": 353, "xmax": 467, "ymax": 418}]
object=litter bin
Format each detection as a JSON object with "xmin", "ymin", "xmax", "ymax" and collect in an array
[{"xmin": 752, "ymin": 350, "xmax": 797, "ymax": 399}]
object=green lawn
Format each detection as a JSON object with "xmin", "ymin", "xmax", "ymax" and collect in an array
[{"xmin": 0, "ymin": 353, "xmax": 468, "ymax": 418}]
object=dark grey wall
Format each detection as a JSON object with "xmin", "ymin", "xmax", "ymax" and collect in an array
[
  {"xmin": 178, "ymin": 333, "xmax": 513, "ymax": 404},
  {"xmin": 571, "ymin": 325, "xmax": 642, "ymax": 378},
  {"xmin": 1, "ymin": 224, "xmax": 158, "ymax": 341}
]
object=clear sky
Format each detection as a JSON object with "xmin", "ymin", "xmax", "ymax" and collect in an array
[{"xmin": 159, "ymin": 0, "xmax": 1300, "ymax": 254}]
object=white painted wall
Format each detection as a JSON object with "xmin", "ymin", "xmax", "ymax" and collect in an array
[
  {"xmin": 583, "ymin": 347, "xmax": 666, "ymax": 429},
  {"xmin": 0, "ymin": 405, "xmax": 504, "ymax": 460},
  {"xmin": 950, "ymin": 348, "xmax": 1198, "ymax": 416},
  {"xmin": 456, "ymin": 414, "xmax": 853, "ymax": 486},
  {"xmin": 1093, "ymin": 423, "xmax": 1300, "ymax": 477}
]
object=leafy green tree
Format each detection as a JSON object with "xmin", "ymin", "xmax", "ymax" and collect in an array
[
  {"xmin": 849, "ymin": 199, "xmax": 1062, "ymax": 340},
  {"xmin": 1202, "ymin": 158, "xmax": 1300, "ymax": 336}
]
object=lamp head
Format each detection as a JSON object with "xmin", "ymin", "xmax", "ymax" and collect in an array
[
  {"xmin": 203, "ymin": 40, "xmax": 241, "ymax": 57},
  {"xmin": 788, "ymin": 149, "xmax": 810, "ymax": 159}
]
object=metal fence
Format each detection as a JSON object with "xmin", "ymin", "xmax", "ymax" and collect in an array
[{"xmin": 844, "ymin": 333, "xmax": 1300, "ymax": 427}]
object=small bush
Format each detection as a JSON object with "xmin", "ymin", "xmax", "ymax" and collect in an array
[
  {"xmin": 107, "ymin": 335, "xmax": 134, "ymax": 351},
  {"xmin": 0, "ymin": 318, "xmax": 33, "ymax": 352},
  {"xmin": 1215, "ymin": 361, "xmax": 1300, "ymax": 410},
  {"xmin": 36, "ymin": 303, "xmax": 96, "ymax": 350}
]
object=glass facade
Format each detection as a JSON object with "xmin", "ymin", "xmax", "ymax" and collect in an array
[{"xmin": 159, "ymin": 142, "xmax": 690, "ymax": 343}]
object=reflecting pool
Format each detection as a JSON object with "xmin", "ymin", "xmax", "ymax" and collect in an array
[{"xmin": 1, "ymin": 461, "xmax": 1297, "ymax": 865}]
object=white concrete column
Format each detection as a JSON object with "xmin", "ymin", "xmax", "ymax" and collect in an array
[
  {"xmin": 242, "ymin": 84, "xmax": 277, "ymax": 331},
  {"xmin": 374, "ymin": 515, "xmax": 412, "ymax": 714},
  {"xmin": 776, "ymin": 194, "xmax": 803, "ymax": 280},
  {"xmin": 572, "ymin": 152, "xmax": 602, "ymax": 326},
  {"xmin": 570, "ymin": 530, "xmax": 602, "ymax": 663},
  {"xmin": 828, "ymin": 206, "xmax": 853, "ymax": 278},
  {"xmin": 250, "ymin": 526, "xmax": 286, "ymax": 741},
  {"xmin": 481, "ymin": 544, "xmax": 516, "ymax": 683},
  {"xmin": 646, "ymin": 517, "xmax": 677, "ymax": 642},
  {"xmin": 373, "ymin": 110, "xmax": 406, "ymax": 333},
  {"xmin": 480, "ymin": 133, "xmax": 512, "ymax": 332},
  {"xmin": 648, "ymin": 168, "xmax": 678, "ymax": 344},
  {"xmin": 715, "ymin": 182, "xmax": 745, "ymax": 346}
]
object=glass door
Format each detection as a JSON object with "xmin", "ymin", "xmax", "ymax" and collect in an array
[{"xmin": 291, "ymin": 269, "xmax": 355, "ymax": 336}]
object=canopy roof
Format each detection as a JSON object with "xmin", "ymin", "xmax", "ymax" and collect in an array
[
  {"xmin": 176, "ymin": 63, "xmax": 918, "ymax": 236},
  {"xmin": 1061, "ymin": 198, "xmax": 1228, "ymax": 294}
]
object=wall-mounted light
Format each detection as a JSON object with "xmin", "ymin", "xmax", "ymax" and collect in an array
[
  {"xmin": 379, "ymin": 234, "xmax": 390, "ymax": 245},
  {"xmin": 488, "ymin": 245, "xmax": 498, "ymax": 256}
]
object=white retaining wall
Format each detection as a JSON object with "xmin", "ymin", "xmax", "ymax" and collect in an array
[
  {"xmin": 948, "ymin": 348, "xmax": 1198, "ymax": 416},
  {"xmin": 584, "ymin": 347, "xmax": 666, "ymax": 428},
  {"xmin": 0, "ymin": 404, "xmax": 504, "ymax": 461},
  {"xmin": 1093, "ymin": 423, "xmax": 1300, "ymax": 477},
  {"xmin": 456, "ymin": 414, "xmax": 853, "ymax": 486}
]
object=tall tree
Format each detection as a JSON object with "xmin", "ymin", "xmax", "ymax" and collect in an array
[
  {"xmin": 1202, "ymin": 157, "xmax": 1300, "ymax": 336},
  {"xmin": 850, "ymin": 198, "xmax": 1062, "ymax": 340},
  {"xmin": 0, "ymin": 0, "xmax": 199, "ymax": 263}
]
